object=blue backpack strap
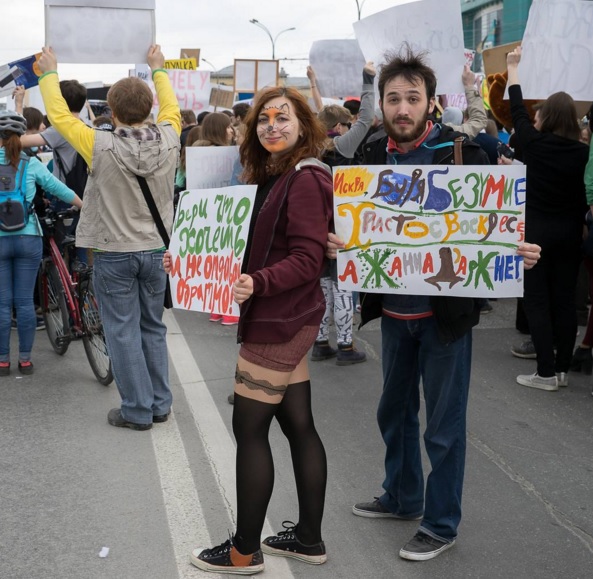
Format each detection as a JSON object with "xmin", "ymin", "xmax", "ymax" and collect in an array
[{"xmin": 16, "ymin": 156, "xmax": 31, "ymax": 213}]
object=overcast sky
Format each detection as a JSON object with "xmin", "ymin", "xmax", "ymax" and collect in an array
[{"xmin": 2, "ymin": 0, "xmax": 400, "ymax": 85}]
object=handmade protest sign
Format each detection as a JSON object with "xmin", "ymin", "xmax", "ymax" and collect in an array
[
  {"xmin": 168, "ymin": 186, "xmax": 256, "ymax": 315},
  {"xmin": 186, "ymin": 147, "xmax": 240, "ymax": 190},
  {"xmin": 132, "ymin": 68, "xmax": 211, "ymax": 116},
  {"xmin": 309, "ymin": 40, "xmax": 366, "ymax": 98},
  {"xmin": 0, "ymin": 54, "xmax": 42, "ymax": 98},
  {"xmin": 45, "ymin": 0, "xmax": 155, "ymax": 64},
  {"xmin": 333, "ymin": 164, "xmax": 526, "ymax": 297},
  {"xmin": 353, "ymin": 0, "xmax": 466, "ymax": 96},
  {"xmin": 518, "ymin": 0, "xmax": 593, "ymax": 101}
]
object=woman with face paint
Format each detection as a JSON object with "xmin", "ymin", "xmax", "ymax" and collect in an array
[{"xmin": 189, "ymin": 87, "xmax": 333, "ymax": 574}]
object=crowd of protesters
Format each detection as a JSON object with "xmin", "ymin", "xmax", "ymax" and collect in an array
[{"xmin": 2, "ymin": 38, "xmax": 591, "ymax": 576}]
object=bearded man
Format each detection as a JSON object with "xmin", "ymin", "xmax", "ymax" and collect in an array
[{"xmin": 329, "ymin": 45, "xmax": 541, "ymax": 561}]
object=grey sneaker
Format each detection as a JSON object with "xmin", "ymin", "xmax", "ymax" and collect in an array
[
  {"xmin": 399, "ymin": 531, "xmax": 455, "ymax": 561},
  {"xmin": 352, "ymin": 498, "xmax": 422, "ymax": 520},
  {"xmin": 556, "ymin": 372, "xmax": 568, "ymax": 387},
  {"xmin": 516, "ymin": 373, "xmax": 558, "ymax": 391},
  {"xmin": 511, "ymin": 339, "xmax": 537, "ymax": 359}
]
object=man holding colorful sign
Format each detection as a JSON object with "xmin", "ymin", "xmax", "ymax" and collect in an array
[{"xmin": 330, "ymin": 45, "xmax": 540, "ymax": 561}]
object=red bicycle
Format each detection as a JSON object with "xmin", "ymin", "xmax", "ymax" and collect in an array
[{"xmin": 37, "ymin": 209, "xmax": 113, "ymax": 385}]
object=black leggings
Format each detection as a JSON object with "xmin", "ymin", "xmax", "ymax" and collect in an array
[{"xmin": 232, "ymin": 380, "xmax": 327, "ymax": 554}]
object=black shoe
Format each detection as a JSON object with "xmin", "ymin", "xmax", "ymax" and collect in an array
[
  {"xmin": 153, "ymin": 409, "xmax": 171, "ymax": 423},
  {"xmin": 569, "ymin": 346, "xmax": 593, "ymax": 375},
  {"xmin": 311, "ymin": 340, "xmax": 337, "ymax": 361},
  {"xmin": 190, "ymin": 537, "xmax": 265, "ymax": 574},
  {"xmin": 18, "ymin": 361, "xmax": 34, "ymax": 375},
  {"xmin": 352, "ymin": 497, "xmax": 423, "ymax": 520},
  {"xmin": 261, "ymin": 521, "xmax": 327, "ymax": 565},
  {"xmin": 107, "ymin": 408, "xmax": 152, "ymax": 431},
  {"xmin": 399, "ymin": 531, "xmax": 455, "ymax": 561},
  {"xmin": 336, "ymin": 344, "xmax": 366, "ymax": 366},
  {"xmin": 0, "ymin": 362, "xmax": 10, "ymax": 377}
]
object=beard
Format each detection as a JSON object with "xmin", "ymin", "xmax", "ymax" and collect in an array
[{"xmin": 383, "ymin": 106, "xmax": 430, "ymax": 145}]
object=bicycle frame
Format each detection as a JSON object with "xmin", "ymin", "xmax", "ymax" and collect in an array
[{"xmin": 45, "ymin": 233, "xmax": 84, "ymax": 336}]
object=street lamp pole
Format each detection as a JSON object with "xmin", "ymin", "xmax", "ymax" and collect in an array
[
  {"xmin": 201, "ymin": 58, "xmax": 217, "ymax": 71},
  {"xmin": 249, "ymin": 19, "xmax": 296, "ymax": 60},
  {"xmin": 355, "ymin": 0, "xmax": 368, "ymax": 20}
]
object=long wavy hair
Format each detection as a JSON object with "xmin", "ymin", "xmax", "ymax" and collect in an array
[{"xmin": 240, "ymin": 86, "xmax": 326, "ymax": 185}]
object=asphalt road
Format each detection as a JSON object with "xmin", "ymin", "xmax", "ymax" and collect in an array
[{"xmin": 2, "ymin": 299, "xmax": 593, "ymax": 579}]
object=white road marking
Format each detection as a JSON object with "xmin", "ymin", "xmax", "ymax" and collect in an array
[{"xmin": 162, "ymin": 311, "xmax": 295, "ymax": 578}]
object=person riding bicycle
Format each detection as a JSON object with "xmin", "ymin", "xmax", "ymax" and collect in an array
[{"xmin": 0, "ymin": 111, "xmax": 82, "ymax": 377}]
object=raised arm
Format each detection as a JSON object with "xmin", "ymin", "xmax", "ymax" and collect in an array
[
  {"xmin": 37, "ymin": 46, "xmax": 95, "ymax": 167},
  {"xmin": 334, "ymin": 62, "xmax": 376, "ymax": 158},
  {"xmin": 149, "ymin": 45, "xmax": 181, "ymax": 136},
  {"xmin": 307, "ymin": 65, "xmax": 323, "ymax": 113}
]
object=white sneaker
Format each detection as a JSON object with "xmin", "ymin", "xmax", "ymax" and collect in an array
[
  {"xmin": 517, "ymin": 373, "xmax": 558, "ymax": 391},
  {"xmin": 556, "ymin": 372, "xmax": 568, "ymax": 387}
]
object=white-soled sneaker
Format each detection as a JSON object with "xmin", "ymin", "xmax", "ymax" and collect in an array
[
  {"xmin": 556, "ymin": 372, "xmax": 568, "ymax": 387},
  {"xmin": 517, "ymin": 373, "xmax": 558, "ymax": 391}
]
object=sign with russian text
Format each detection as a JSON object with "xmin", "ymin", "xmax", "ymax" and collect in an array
[
  {"xmin": 168, "ymin": 186, "xmax": 256, "ymax": 315},
  {"xmin": 164, "ymin": 58, "xmax": 197, "ymax": 70},
  {"xmin": 353, "ymin": 0, "xmax": 466, "ymax": 96},
  {"xmin": 518, "ymin": 0, "xmax": 593, "ymax": 101},
  {"xmin": 334, "ymin": 164, "xmax": 527, "ymax": 297},
  {"xmin": 309, "ymin": 40, "xmax": 366, "ymax": 99}
]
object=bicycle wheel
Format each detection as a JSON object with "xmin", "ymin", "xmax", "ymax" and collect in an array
[
  {"xmin": 38, "ymin": 259, "xmax": 71, "ymax": 355},
  {"xmin": 80, "ymin": 273, "xmax": 113, "ymax": 386}
]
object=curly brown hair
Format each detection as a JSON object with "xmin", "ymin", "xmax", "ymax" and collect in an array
[{"xmin": 240, "ymin": 87, "xmax": 326, "ymax": 185}]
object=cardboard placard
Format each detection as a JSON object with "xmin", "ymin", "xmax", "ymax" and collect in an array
[{"xmin": 334, "ymin": 164, "xmax": 527, "ymax": 297}]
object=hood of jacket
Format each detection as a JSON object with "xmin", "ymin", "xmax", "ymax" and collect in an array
[{"xmin": 111, "ymin": 123, "xmax": 172, "ymax": 178}]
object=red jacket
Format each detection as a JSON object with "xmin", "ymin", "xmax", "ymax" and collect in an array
[{"xmin": 237, "ymin": 159, "xmax": 333, "ymax": 344}]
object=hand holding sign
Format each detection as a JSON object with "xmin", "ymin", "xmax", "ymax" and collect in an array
[
  {"xmin": 38, "ymin": 46, "xmax": 58, "ymax": 74},
  {"xmin": 147, "ymin": 44, "xmax": 165, "ymax": 71},
  {"xmin": 233, "ymin": 274, "xmax": 254, "ymax": 304}
]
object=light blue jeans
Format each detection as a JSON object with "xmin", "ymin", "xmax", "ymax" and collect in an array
[
  {"xmin": 0, "ymin": 235, "xmax": 43, "ymax": 363},
  {"xmin": 93, "ymin": 251, "xmax": 171, "ymax": 424}
]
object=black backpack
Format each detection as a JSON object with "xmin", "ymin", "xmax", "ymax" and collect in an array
[
  {"xmin": 0, "ymin": 154, "xmax": 31, "ymax": 232},
  {"xmin": 53, "ymin": 148, "xmax": 88, "ymax": 198}
]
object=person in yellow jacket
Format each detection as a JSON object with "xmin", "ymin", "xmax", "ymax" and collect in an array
[{"xmin": 38, "ymin": 45, "xmax": 181, "ymax": 431}]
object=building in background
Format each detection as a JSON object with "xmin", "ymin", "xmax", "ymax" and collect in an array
[{"xmin": 462, "ymin": 0, "xmax": 532, "ymax": 70}]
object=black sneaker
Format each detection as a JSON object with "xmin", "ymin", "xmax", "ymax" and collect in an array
[
  {"xmin": 352, "ymin": 497, "xmax": 422, "ymax": 520},
  {"xmin": 190, "ymin": 537, "xmax": 265, "ymax": 575},
  {"xmin": 311, "ymin": 341, "xmax": 337, "ymax": 361},
  {"xmin": 261, "ymin": 521, "xmax": 327, "ymax": 565},
  {"xmin": 399, "ymin": 531, "xmax": 455, "ymax": 561},
  {"xmin": 107, "ymin": 408, "xmax": 152, "ymax": 431}
]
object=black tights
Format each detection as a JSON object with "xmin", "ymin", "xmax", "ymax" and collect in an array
[{"xmin": 232, "ymin": 380, "xmax": 327, "ymax": 554}]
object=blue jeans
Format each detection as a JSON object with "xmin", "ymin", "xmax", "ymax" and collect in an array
[
  {"xmin": 378, "ymin": 314, "xmax": 472, "ymax": 541},
  {"xmin": 0, "ymin": 235, "xmax": 43, "ymax": 363},
  {"xmin": 93, "ymin": 251, "xmax": 171, "ymax": 424}
]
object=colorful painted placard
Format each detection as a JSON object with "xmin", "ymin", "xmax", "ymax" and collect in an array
[{"xmin": 334, "ymin": 164, "xmax": 527, "ymax": 297}]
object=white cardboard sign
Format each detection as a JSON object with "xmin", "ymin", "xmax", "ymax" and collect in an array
[
  {"xmin": 45, "ymin": 0, "xmax": 156, "ymax": 64},
  {"xmin": 353, "ymin": 0, "xmax": 465, "ymax": 96},
  {"xmin": 518, "ymin": 0, "xmax": 593, "ymax": 101},
  {"xmin": 186, "ymin": 147, "xmax": 240, "ymax": 190},
  {"xmin": 309, "ymin": 40, "xmax": 367, "ymax": 99}
]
